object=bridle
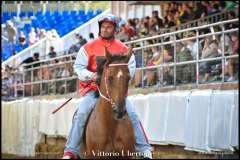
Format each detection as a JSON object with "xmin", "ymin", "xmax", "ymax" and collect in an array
[{"xmin": 96, "ymin": 63, "xmax": 128, "ymax": 108}]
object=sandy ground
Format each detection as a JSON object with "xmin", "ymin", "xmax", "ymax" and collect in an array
[{"xmin": 2, "ymin": 145, "xmax": 238, "ymax": 159}]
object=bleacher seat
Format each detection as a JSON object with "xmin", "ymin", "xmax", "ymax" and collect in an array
[
  {"xmin": 11, "ymin": 11, "xmax": 17, "ymax": 17},
  {"xmin": 2, "ymin": 8, "xmax": 103, "ymax": 61},
  {"xmin": 87, "ymin": 10, "xmax": 94, "ymax": 17},
  {"xmin": 70, "ymin": 10, "xmax": 77, "ymax": 17},
  {"xmin": 27, "ymin": 11, "xmax": 34, "ymax": 17},
  {"xmin": 19, "ymin": 12, "xmax": 26, "ymax": 18},
  {"xmin": 79, "ymin": 10, "xmax": 85, "ymax": 17}
]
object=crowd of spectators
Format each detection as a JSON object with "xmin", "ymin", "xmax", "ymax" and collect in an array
[
  {"xmin": 2, "ymin": 44, "xmax": 77, "ymax": 98},
  {"xmin": 132, "ymin": 26, "xmax": 238, "ymax": 87},
  {"xmin": 116, "ymin": 1, "xmax": 238, "ymax": 42},
  {"xmin": 2, "ymin": 19, "xmax": 60, "ymax": 59}
]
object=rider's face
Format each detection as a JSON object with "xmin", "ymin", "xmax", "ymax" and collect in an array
[{"xmin": 100, "ymin": 22, "xmax": 115, "ymax": 39}]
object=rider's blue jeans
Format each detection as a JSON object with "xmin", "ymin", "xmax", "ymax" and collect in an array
[{"xmin": 64, "ymin": 91, "xmax": 153, "ymax": 156}]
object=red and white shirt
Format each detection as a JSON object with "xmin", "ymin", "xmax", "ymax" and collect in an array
[{"xmin": 74, "ymin": 37, "xmax": 136, "ymax": 96}]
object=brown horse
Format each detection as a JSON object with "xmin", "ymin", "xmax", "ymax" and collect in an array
[{"xmin": 81, "ymin": 48, "xmax": 135, "ymax": 159}]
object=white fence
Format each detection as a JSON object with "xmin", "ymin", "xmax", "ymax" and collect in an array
[{"xmin": 2, "ymin": 90, "xmax": 238, "ymax": 156}]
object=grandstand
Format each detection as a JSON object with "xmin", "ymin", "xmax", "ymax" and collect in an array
[
  {"xmin": 1, "ymin": 1, "xmax": 239, "ymax": 159},
  {"xmin": 1, "ymin": 1, "xmax": 108, "ymax": 61}
]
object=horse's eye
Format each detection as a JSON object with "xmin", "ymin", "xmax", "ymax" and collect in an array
[{"xmin": 108, "ymin": 76, "xmax": 113, "ymax": 83}]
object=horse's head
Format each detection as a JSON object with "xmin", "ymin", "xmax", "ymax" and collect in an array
[{"xmin": 96, "ymin": 47, "xmax": 133, "ymax": 120}]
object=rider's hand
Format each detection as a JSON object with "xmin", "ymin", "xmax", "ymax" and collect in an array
[{"xmin": 92, "ymin": 73, "xmax": 97, "ymax": 82}]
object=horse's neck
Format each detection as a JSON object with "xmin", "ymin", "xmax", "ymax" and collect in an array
[{"xmin": 96, "ymin": 97, "xmax": 115, "ymax": 122}]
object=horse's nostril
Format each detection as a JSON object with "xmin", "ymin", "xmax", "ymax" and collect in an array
[
  {"xmin": 112, "ymin": 105, "xmax": 118, "ymax": 113},
  {"xmin": 117, "ymin": 113, "xmax": 123, "ymax": 119}
]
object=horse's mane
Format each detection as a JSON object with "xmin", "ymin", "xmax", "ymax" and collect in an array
[{"xmin": 94, "ymin": 55, "xmax": 128, "ymax": 98}]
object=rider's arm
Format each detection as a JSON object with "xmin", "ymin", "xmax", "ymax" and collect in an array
[
  {"xmin": 128, "ymin": 54, "xmax": 136, "ymax": 79},
  {"xmin": 74, "ymin": 47, "xmax": 95, "ymax": 81}
]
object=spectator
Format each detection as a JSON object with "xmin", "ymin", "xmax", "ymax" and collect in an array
[
  {"xmin": 179, "ymin": 4, "xmax": 192, "ymax": 23},
  {"xmin": 194, "ymin": 2, "xmax": 208, "ymax": 19},
  {"xmin": 124, "ymin": 19, "xmax": 136, "ymax": 40},
  {"xmin": 152, "ymin": 10, "xmax": 164, "ymax": 29},
  {"xmin": 139, "ymin": 18, "xmax": 149, "ymax": 37},
  {"xmin": 3, "ymin": 65, "xmax": 12, "ymax": 78},
  {"xmin": 78, "ymin": 35, "xmax": 87, "ymax": 46},
  {"xmin": 39, "ymin": 61, "xmax": 50, "ymax": 95},
  {"xmin": 68, "ymin": 34, "xmax": 82, "ymax": 54},
  {"xmin": 2, "ymin": 77, "xmax": 11, "ymax": 97},
  {"xmin": 211, "ymin": 3, "xmax": 221, "ymax": 22},
  {"xmin": 176, "ymin": 42, "xmax": 194, "ymax": 83},
  {"xmin": 149, "ymin": 17, "xmax": 158, "ymax": 35},
  {"xmin": 38, "ymin": 62, "xmax": 50, "ymax": 80},
  {"xmin": 51, "ymin": 29, "xmax": 60, "ymax": 39},
  {"xmin": 169, "ymin": 2, "xmax": 178, "ymax": 14},
  {"xmin": 230, "ymin": 32, "xmax": 239, "ymax": 54},
  {"xmin": 28, "ymin": 27, "xmax": 37, "ymax": 46},
  {"xmin": 219, "ymin": 1, "xmax": 226, "ymax": 10},
  {"xmin": 144, "ymin": 49, "xmax": 157, "ymax": 86},
  {"xmin": 39, "ymin": 29, "xmax": 47, "ymax": 39},
  {"xmin": 49, "ymin": 46, "xmax": 57, "ymax": 59},
  {"xmin": 61, "ymin": 65, "xmax": 71, "ymax": 78},
  {"xmin": 159, "ymin": 45, "xmax": 174, "ymax": 85},
  {"xmin": 164, "ymin": 10, "xmax": 170, "ymax": 25},
  {"xmin": 166, "ymin": 14, "xmax": 175, "ymax": 28},
  {"xmin": 225, "ymin": 11, "xmax": 238, "ymax": 29},
  {"xmin": 133, "ymin": 18, "xmax": 141, "ymax": 33},
  {"xmin": 18, "ymin": 31, "xmax": 26, "ymax": 46},
  {"xmin": 224, "ymin": 32, "xmax": 239, "ymax": 81},
  {"xmin": 68, "ymin": 44, "xmax": 80, "ymax": 54},
  {"xmin": 2, "ymin": 66, "xmax": 18, "ymax": 98},
  {"xmin": 199, "ymin": 38, "xmax": 220, "ymax": 82},
  {"xmin": 20, "ymin": 52, "xmax": 40, "ymax": 69},
  {"xmin": 219, "ymin": 33, "xmax": 232, "ymax": 54},
  {"xmin": 116, "ymin": 24, "xmax": 129, "ymax": 42},
  {"xmin": 174, "ymin": 11, "xmax": 182, "ymax": 26},
  {"xmin": 12, "ymin": 67, "xmax": 24, "ymax": 97},
  {"xmin": 185, "ymin": 31, "xmax": 202, "ymax": 59},
  {"xmin": 6, "ymin": 20, "xmax": 17, "ymax": 48},
  {"xmin": 148, "ymin": 47, "xmax": 161, "ymax": 66},
  {"xmin": 211, "ymin": 3, "xmax": 221, "ymax": 15},
  {"xmin": 147, "ymin": 48, "xmax": 161, "ymax": 90},
  {"xmin": 118, "ymin": 17, "xmax": 127, "ymax": 30},
  {"xmin": 201, "ymin": 38, "xmax": 219, "ymax": 59},
  {"xmin": 201, "ymin": 1, "xmax": 213, "ymax": 15},
  {"xmin": 89, "ymin": 32, "xmax": 95, "ymax": 41},
  {"xmin": 20, "ymin": 52, "xmax": 40, "ymax": 82}
]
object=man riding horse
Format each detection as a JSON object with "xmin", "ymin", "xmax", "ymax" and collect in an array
[{"xmin": 63, "ymin": 14, "xmax": 153, "ymax": 159}]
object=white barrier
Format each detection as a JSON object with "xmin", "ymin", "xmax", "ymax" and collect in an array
[
  {"xmin": 184, "ymin": 90, "xmax": 213, "ymax": 152},
  {"xmin": 1, "ymin": 98, "xmax": 42, "ymax": 157},
  {"xmin": 1, "ymin": 90, "xmax": 238, "ymax": 156}
]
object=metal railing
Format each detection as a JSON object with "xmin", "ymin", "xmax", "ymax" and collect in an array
[
  {"xmin": 126, "ymin": 18, "xmax": 239, "ymax": 87},
  {"xmin": 2, "ymin": 18, "xmax": 239, "ymax": 99}
]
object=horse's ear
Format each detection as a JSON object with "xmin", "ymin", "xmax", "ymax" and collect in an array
[
  {"xmin": 126, "ymin": 47, "xmax": 133, "ymax": 62},
  {"xmin": 105, "ymin": 47, "xmax": 112, "ymax": 61}
]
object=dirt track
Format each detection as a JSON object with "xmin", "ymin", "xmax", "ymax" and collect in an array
[{"xmin": 2, "ymin": 144, "xmax": 239, "ymax": 159}]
